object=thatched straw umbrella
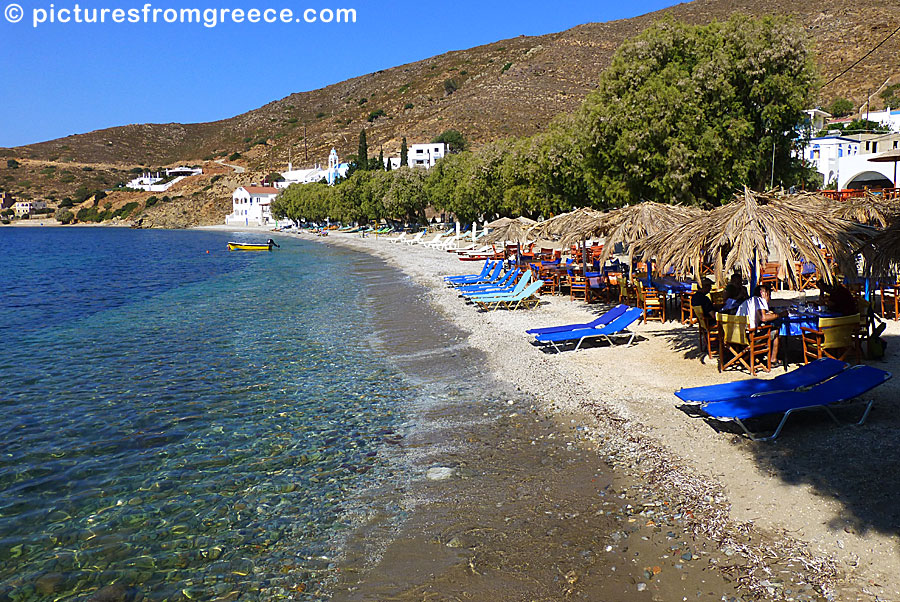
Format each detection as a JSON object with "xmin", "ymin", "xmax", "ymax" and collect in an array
[
  {"xmin": 787, "ymin": 189, "xmax": 896, "ymax": 228},
  {"xmin": 860, "ymin": 217, "xmax": 900, "ymax": 279},
  {"xmin": 561, "ymin": 201, "xmax": 706, "ymax": 270},
  {"xmin": 481, "ymin": 216, "xmax": 537, "ymax": 244},
  {"xmin": 527, "ymin": 207, "xmax": 606, "ymax": 272},
  {"xmin": 636, "ymin": 188, "xmax": 875, "ymax": 288}
]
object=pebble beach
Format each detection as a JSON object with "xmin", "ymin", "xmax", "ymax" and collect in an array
[{"xmin": 276, "ymin": 228, "xmax": 900, "ymax": 602}]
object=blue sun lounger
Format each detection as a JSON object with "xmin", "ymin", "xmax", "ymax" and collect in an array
[
  {"xmin": 444, "ymin": 260, "xmax": 494, "ymax": 285},
  {"xmin": 535, "ymin": 306, "xmax": 645, "ymax": 352},
  {"xmin": 526, "ymin": 304, "xmax": 628, "ymax": 336},
  {"xmin": 468, "ymin": 272, "xmax": 532, "ymax": 302},
  {"xmin": 473, "ymin": 280, "xmax": 544, "ymax": 311},
  {"xmin": 700, "ymin": 365, "xmax": 892, "ymax": 441},
  {"xmin": 463, "ymin": 271, "xmax": 529, "ymax": 300},
  {"xmin": 458, "ymin": 268, "xmax": 520, "ymax": 295},
  {"xmin": 447, "ymin": 261, "xmax": 502, "ymax": 287},
  {"xmin": 675, "ymin": 358, "xmax": 849, "ymax": 405}
]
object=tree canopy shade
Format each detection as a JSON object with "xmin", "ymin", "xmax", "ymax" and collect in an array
[{"xmin": 579, "ymin": 15, "xmax": 818, "ymax": 207}]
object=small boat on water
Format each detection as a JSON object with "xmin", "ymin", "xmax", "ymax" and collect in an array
[{"xmin": 227, "ymin": 239, "xmax": 280, "ymax": 252}]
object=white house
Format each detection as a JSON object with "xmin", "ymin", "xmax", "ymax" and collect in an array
[
  {"xmin": 803, "ymin": 108, "xmax": 831, "ymax": 133},
  {"xmin": 859, "ymin": 107, "xmax": 900, "ymax": 132},
  {"xmin": 277, "ymin": 149, "xmax": 350, "ymax": 188},
  {"xmin": 13, "ymin": 199, "xmax": 46, "ymax": 216},
  {"xmin": 225, "ymin": 186, "xmax": 279, "ymax": 227},
  {"xmin": 125, "ymin": 166, "xmax": 202, "ymax": 192},
  {"xmin": 407, "ymin": 143, "xmax": 448, "ymax": 168},
  {"xmin": 798, "ymin": 135, "xmax": 860, "ymax": 188},
  {"xmin": 798, "ymin": 134, "xmax": 900, "ymax": 189}
]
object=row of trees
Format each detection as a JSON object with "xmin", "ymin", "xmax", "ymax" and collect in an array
[{"xmin": 273, "ymin": 15, "xmax": 820, "ymax": 226}]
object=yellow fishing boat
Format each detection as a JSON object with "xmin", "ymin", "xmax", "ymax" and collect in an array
[{"xmin": 227, "ymin": 239, "xmax": 280, "ymax": 252}]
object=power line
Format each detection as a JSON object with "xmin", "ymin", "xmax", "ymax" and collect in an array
[{"xmin": 821, "ymin": 22, "xmax": 900, "ymax": 89}]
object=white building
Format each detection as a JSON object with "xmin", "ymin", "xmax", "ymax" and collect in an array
[
  {"xmin": 277, "ymin": 149, "xmax": 350, "ymax": 188},
  {"xmin": 125, "ymin": 166, "xmax": 202, "ymax": 192},
  {"xmin": 225, "ymin": 186, "xmax": 279, "ymax": 226},
  {"xmin": 13, "ymin": 199, "xmax": 47, "ymax": 216},
  {"xmin": 804, "ymin": 108, "xmax": 831, "ymax": 133},
  {"xmin": 408, "ymin": 143, "xmax": 448, "ymax": 168},
  {"xmin": 859, "ymin": 107, "xmax": 900, "ymax": 132},
  {"xmin": 798, "ymin": 135, "xmax": 898, "ymax": 189}
]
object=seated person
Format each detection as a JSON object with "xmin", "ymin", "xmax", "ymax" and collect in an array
[
  {"xmin": 690, "ymin": 279, "xmax": 716, "ymax": 323},
  {"xmin": 721, "ymin": 273, "xmax": 749, "ymax": 313},
  {"xmin": 817, "ymin": 279, "xmax": 857, "ymax": 316},
  {"xmin": 737, "ymin": 284, "xmax": 787, "ymax": 359}
]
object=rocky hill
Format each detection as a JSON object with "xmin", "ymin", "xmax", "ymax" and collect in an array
[{"xmin": 1, "ymin": 0, "xmax": 898, "ymax": 226}]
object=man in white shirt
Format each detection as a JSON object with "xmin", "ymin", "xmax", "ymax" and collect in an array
[{"xmin": 737, "ymin": 284, "xmax": 786, "ymax": 360}]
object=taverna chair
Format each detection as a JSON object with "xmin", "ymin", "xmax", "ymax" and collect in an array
[
  {"xmin": 717, "ymin": 313, "xmax": 772, "ymax": 376},
  {"xmin": 801, "ymin": 314, "xmax": 862, "ymax": 365},
  {"xmin": 692, "ymin": 306, "xmax": 719, "ymax": 360}
]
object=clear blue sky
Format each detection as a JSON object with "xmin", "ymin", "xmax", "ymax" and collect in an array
[{"xmin": 0, "ymin": 0, "xmax": 680, "ymax": 147}]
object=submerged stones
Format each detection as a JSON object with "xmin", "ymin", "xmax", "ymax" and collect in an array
[{"xmin": 426, "ymin": 467, "xmax": 456, "ymax": 481}]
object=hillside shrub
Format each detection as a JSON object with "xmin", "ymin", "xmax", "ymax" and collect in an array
[
  {"xmin": 228, "ymin": 152, "xmax": 242, "ymax": 161},
  {"xmin": 6, "ymin": 159, "xmax": 19, "ymax": 169},
  {"xmin": 145, "ymin": 196, "xmax": 159, "ymax": 207},
  {"xmin": 443, "ymin": 79, "xmax": 458, "ymax": 95},
  {"xmin": 55, "ymin": 209, "xmax": 74, "ymax": 224},
  {"xmin": 501, "ymin": 62, "xmax": 512, "ymax": 73},
  {"xmin": 827, "ymin": 98, "xmax": 853, "ymax": 118},
  {"xmin": 367, "ymin": 109, "xmax": 386, "ymax": 122},
  {"xmin": 404, "ymin": 103, "xmax": 414, "ymax": 110},
  {"xmin": 112, "ymin": 202, "xmax": 139, "ymax": 219}
]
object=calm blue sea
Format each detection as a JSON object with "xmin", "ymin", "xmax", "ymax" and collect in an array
[{"xmin": 0, "ymin": 227, "xmax": 451, "ymax": 601}]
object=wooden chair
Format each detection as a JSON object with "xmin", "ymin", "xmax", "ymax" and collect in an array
[
  {"xmin": 801, "ymin": 314, "xmax": 862, "ymax": 365},
  {"xmin": 760, "ymin": 262, "xmax": 780, "ymax": 290},
  {"xmin": 619, "ymin": 278, "xmax": 636, "ymax": 306},
  {"xmin": 717, "ymin": 313, "xmax": 772, "ymax": 376},
  {"xmin": 692, "ymin": 306, "xmax": 719, "ymax": 360},
  {"xmin": 880, "ymin": 282, "xmax": 899, "ymax": 320},
  {"xmin": 680, "ymin": 292, "xmax": 695, "ymax": 325},
  {"xmin": 641, "ymin": 285, "xmax": 666, "ymax": 323},
  {"xmin": 795, "ymin": 261, "xmax": 818, "ymax": 291},
  {"xmin": 570, "ymin": 274, "xmax": 588, "ymax": 302}
]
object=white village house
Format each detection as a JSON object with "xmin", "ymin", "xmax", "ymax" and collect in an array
[
  {"xmin": 12, "ymin": 199, "xmax": 47, "ymax": 216},
  {"xmin": 125, "ymin": 166, "xmax": 203, "ymax": 192},
  {"xmin": 225, "ymin": 186, "xmax": 279, "ymax": 227},
  {"xmin": 276, "ymin": 149, "xmax": 350, "ymax": 189},
  {"xmin": 799, "ymin": 134, "xmax": 900, "ymax": 189}
]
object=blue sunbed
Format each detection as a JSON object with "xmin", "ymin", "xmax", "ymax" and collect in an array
[
  {"xmin": 466, "ymin": 272, "xmax": 532, "ymax": 301},
  {"xmin": 675, "ymin": 358, "xmax": 849, "ymax": 404},
  {"xmin": 526, "ymin": 304, "xmax": 628, "ymax": 336},
  {"xmin": 444, "ymin": 260, "xmax": 494, "ymax": 285},
  {"xmin": 448, "ymin": 261, "xmax": 503, "ymax": 288},
  {"xmin": 458, "ymin": 269, "xmax": 519, "ymax": 295},
  {"xmin": 701, "ymin": 365, "xmax": 892, "ymax": 441},
  {"xmin": 535, "ymin": 306, "xmax": 645, "ymax": 352}
]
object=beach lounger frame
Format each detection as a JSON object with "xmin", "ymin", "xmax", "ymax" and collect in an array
[
  {"xmin": 535, "ymin": 307, "xmax": 645, "ymax": 352},
  {"xmin": 699, "ymin": 365, "xmax": 891, "ymax": 441},
  {"xmin": 474, "ymin": 280, "xmax": 544, "ymax": 312}
]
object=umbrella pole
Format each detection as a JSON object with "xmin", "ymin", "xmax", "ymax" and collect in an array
[
  {"xmin": 865, "ymin": 278, "xmax": 872, "ymax": 302},
  {"xmin": 750, "ymin": 255, "xmax": 757, "ymax": 294}
]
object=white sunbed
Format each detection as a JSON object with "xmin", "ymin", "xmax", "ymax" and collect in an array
[{"xmin": 404, "ymin": 231, "xmax": 427, "ymax": 245}]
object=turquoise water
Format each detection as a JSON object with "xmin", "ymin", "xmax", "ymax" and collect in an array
[{"xmin": 0, "ymin": 228, "xmax": 431, "ymax": 601}]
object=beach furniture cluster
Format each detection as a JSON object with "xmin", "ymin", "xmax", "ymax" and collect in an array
[{"xmin": 444, "ymin": 260, "xmax": 544, "ymax": 311}]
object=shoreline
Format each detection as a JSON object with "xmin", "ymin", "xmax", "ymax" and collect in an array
[{"xmin": 281, "ymin": 229, "xmax": 900, "ymax": 601}]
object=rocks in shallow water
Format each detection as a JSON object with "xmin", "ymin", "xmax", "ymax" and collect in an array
[{"xmin": 426, "ymin": 467, "xmax": 455, "ymax": 481}]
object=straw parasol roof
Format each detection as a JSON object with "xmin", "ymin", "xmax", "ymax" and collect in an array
[
  {"xmin": 860, "ymin": 216, "xmax": 900, "ymax": 278},
  {"xmin": 786, "ymin": 190, "xmax": 895, "ymax": 228},
  {"xmin": 582, "ymin": 201, "xmax": 707, "ymax": 267},
  {"xmin": 481, "ymin": 216, "xmax": 537, "ymax": 243},
  {"xmin": 636, "ymin": 188, "xmax": 876, "ymax": 287},
  {"xmin": 525, "ymin": 207, "xmax": 606, "ymax": 241}
]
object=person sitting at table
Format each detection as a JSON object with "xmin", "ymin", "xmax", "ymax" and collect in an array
[
  {"xmin": 817, "ymin": 279, "xmax": 857, "ymax": 316},
  {"xmin": 690, "ymin": 279, "xmax": 717, "ymax": 323},
  {"xmin": 721, "ymin": 273, "xmax": 749, "ymax": 313},
  {"xmin": 737, "ymin": 283, "xmax": 787, "ymax": 360}
]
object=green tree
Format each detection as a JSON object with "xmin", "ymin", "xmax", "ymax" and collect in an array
[
  {"xmin": 6, "ymin": 159, "xmax": 20, "ymax": 169},
  {"xmin": 400, "ymin": 137, "xmax": 408, "ymax": 167},
  {"xmin": 443, "ymin": 79, "xmax": 459, "ymax": 95},
  {"xmin": 55, "ymin": 209, "xmax": 74, "ymax": 224},
  {"xmin": 881, "ymin": 84, "xmax": 900, "ymax": 109},
  {"xmin": 358, "ymin": 129, "xmax": 368, "ymax": 171},
  {"xmin": 378, "ymin": 148, "xmax": 385, "ymax": 171},
  {"xmin": 432, "ymin": 129, "xmax": 467, "ymax": 153},
  {"xmin": 581, "ymin": 15, "xmax": 817, "ymax": 206},
  {"xmin": 827, "ymin": 98, "xmax": 853, "ymax": 118}
]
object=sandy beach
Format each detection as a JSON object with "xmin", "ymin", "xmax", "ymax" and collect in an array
[{"xmin": 257, "ymin": 228, "xmax": 900, "ymax": 601}]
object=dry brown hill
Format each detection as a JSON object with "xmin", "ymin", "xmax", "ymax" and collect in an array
[{"xmin": 1, "ymin": 0, "xmax": 898, "ymax": 221}]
